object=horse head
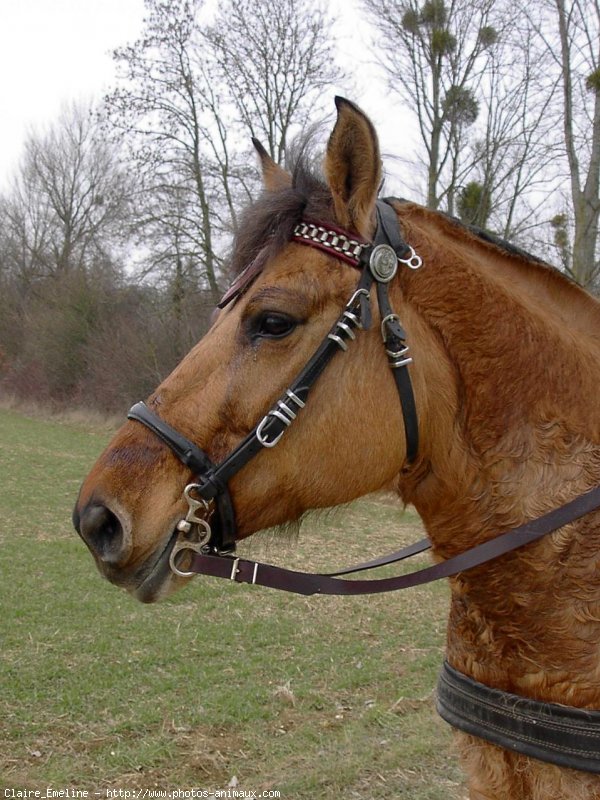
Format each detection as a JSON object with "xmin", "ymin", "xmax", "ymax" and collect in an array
[
  {"xmin": 73, "ymin": 99, "xmax": 425, "ymax": 602},
  {"xmin": 73, "ymin": 96, "xmax": 600, "ymax": 797}
]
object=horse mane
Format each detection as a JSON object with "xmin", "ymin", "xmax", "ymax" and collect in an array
[
  {"xmin": 395, "ymin": 202, "xmax": 600, "ymax": 339},
  {"xmin": 416, "ymin": 202, "xmax": 548, "ymax": 268}
]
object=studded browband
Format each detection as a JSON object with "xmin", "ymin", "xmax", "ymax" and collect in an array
[
  {"xmin": 292, "ymin": 217, "xmax": 422, "ymax": 271},
  {"xmin": 217, "ymin": 201, "xmax": 422, "ymax": 309}
]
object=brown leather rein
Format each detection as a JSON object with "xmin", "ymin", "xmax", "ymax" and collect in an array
[{"xmin": 184, "ymin": 484, "xmax": 600, "ymax": 594}]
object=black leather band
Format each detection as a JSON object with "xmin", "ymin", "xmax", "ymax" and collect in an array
[
  {"xmin": 376, "ymin": 199, "xmax": 411, "ymax": 259},
  {"xmin": 376, "ymin": 279, "xmax": 419, "ymax": 463},
  {"xmin": 127, "ymin": 401, "xmax": 238, "ymax": 552},
  {"xmin": 437, "ymin": 660, "xmax": 600, "ymax": 774},
  {"xmin": 128, "ymin": 401, "xmax": 213, "ymax": 474}
]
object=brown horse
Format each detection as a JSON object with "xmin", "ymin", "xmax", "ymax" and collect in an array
[{"xmin": 74, "ymin": 98, "xmax": 600, "ymax": 799}]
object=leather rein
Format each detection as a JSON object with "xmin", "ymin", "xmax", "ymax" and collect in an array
[{"xmin": 126, "ymin": 198, "xmax": 600, "ymax": 773}]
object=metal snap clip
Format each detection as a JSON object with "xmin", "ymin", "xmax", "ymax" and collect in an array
[{"xmin": 398, "ymin": 246, "xmax": 422, "ymax": 270}]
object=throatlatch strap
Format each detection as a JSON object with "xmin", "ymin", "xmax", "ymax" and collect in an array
[
  {"xmin": 437, "ymin": 661, "xmax": 600, "ymax": 774},
  {"xmin": 376, "ymin": 199, "xmax": 411, "ymax": 259}
]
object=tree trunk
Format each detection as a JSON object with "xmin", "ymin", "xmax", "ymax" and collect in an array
[{"xmin": 556, "ymin": 0, "xmax": 600, "ymax": 286}]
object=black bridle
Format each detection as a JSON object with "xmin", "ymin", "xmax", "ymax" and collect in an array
[
  {"xmin": 128, "ymin": 199, "xmax": 421, "ymax": 557},
  {"xmin": 126, "ymin": 197, "xmax": 600, "ymax": 595},
  {"xmin": 126, "ymin": 197, "xmax": 600, "ymax": 773}
]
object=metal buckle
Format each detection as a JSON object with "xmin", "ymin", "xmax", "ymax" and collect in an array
[
  {"xmin": 230, "ymin": 557, "xmax": 241, "ymax": 580},
  {"xmin": 228, "ymin": 558, "xmax": 259, "ymax": 585},
  {"xmin": 347, "ymin": 288, "xmax": 370, "ymax": 308},
  {"xmin": 256, "ymin": 391, "xmax": 306, "ymax": 448},
  {"xmin": 380, "ymin": 312, "xmax": 402, "ymax": 342},
  {"xmin": 256, "ymin": 414, "xmax": 286, "ymax": 448}
]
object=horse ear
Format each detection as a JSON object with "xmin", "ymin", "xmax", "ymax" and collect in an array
[
  {"xmin": 252, "ymin": 138, "xmax": 292, "ymax": 191},
  {"xmin": 324, "ymin": 97, "xmax": 382, "ymax": 236}
]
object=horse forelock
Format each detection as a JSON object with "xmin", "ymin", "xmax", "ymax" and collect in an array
[{"xmin": 228, "ymin": 158, "xmax": 335, "ymax": 280}]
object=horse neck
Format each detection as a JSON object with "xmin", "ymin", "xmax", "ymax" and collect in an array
[
  {"xmin": 391, "ymin": 206, "xmax": 600, "ymax": 694},
  {"xmin": 395, "ymin": 204, "xmax": 600, "ymax": 513},
  {"xmin": 389, "ymin": 219, "xmax": 596, "ymax": 563}
]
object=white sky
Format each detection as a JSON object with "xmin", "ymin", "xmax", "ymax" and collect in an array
[
  {"xmin": 0, "ymin": 0, "xmax": 146, "ymax": 185},
  {"xmin": 0, "ymin": 0, "xmax": 418, "ymax": 193}
]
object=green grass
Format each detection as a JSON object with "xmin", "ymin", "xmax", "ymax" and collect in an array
[{"xmin": 0, "ymin": 406, "xmax": 465, "ymax": 797}]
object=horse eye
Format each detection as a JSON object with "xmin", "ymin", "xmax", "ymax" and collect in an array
[{"xmin": 254, "ymin": 312, "xmax": 297, "ymax": 339}]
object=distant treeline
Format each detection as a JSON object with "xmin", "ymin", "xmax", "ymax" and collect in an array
[
  {"xmin": 0, "ymin": 0, "xmax": 598, "ymax": 412},
  {"xmin": 0, "ymin": 267, "xmax": 215, "ymax": 412}
]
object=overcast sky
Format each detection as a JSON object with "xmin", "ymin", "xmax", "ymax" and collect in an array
[
  {"xmin": 0, "ymin": 0, "xmax": 144, "ymax": 185},
  {"xmin": 0, "ymin": 0, "xmax": 417, "ymax": 193}
]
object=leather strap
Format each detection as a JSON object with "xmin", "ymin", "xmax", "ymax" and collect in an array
[
  {"xmin": 187, "ymin": 484, "xmax": 600, "ymax": 594},
  {"xmin": 437, "ymin": 660, "xmax": 600, "ymax": 774},
  {"xmin": 391, "ymin": 365, "xmax": 419, "ymax": 466},
  {"xmin": 325, "ymin": 536, "xmax": 430, "ymax": 576},
  {"xmin": 128, "ymin": 401, "xmax": 213, "ymax": 474},
  {"xmin": 376, "ymin": 199, "xmax": 411, "ymax": 260},
  {"xmin": 376, "ymin": 279, "xmax": 419, "ymax": 463},
  {"xmin": 127, "ymin": 401, "xmax": 238, "ymax": 552}
]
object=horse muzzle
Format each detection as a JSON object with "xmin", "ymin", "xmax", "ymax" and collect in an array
[{"xmin": 73, "ymin": 497, "xmax": 186, "ymax": 602}]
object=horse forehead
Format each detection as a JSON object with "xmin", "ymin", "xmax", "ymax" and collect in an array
[
  {"xmin": 253, "ymin": 243, "xmax": 356, "ymax": 300},
  {"xmin": 214, "ymin": 242, "xmax": 356, "ymax": 328}
]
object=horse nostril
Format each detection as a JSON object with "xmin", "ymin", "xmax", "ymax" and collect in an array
[{"xmin": 78, "ymin": 504, "xmax": 126, "ymax": 564}]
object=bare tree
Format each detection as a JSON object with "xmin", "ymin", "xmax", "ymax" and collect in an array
[
  {"xmin": 207, "ymin": 0, "xmax": 342, "ymax": 165},
  {"xmin": 0, "ymin": 102, "xmax": 132, "ymax": 403},
  {"xmin": 1, "ymin": 101, "xmax": 130, "ymax": 286},
  {"xmin": 363, "ymin": 0, "xmax": 501, "ymax": 211},
  {"xmin": 106, "ymin": 0, "xmax": 342, "ymax": 307},
  {"xmin": 553, "ymin": 0, "xmax": 600, "ymax": 286},
  {"xmin": 457, "ymin": 18, "xmax": 558, "ymax": 241},
  {"xmin": 107, "ymin": 0, "xmax": 226, "ymax": 300}
]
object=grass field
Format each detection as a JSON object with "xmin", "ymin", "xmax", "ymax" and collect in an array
[{"xmin": 0, "ymin": 406, "xmax": 465, "ymax": 798}]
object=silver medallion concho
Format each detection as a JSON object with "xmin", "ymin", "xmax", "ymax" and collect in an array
[{"xmin": 369, "ymin": 244, "xmax": 398, "ymax": 282}]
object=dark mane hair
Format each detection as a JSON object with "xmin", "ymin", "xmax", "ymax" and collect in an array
[
  {"xmin": 393, "ymin": 198, "xmax": 548, "ymax": 269},
  {"xmin": 228, "ymin": 157, "xmax": 334, "ymax": 278}
]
